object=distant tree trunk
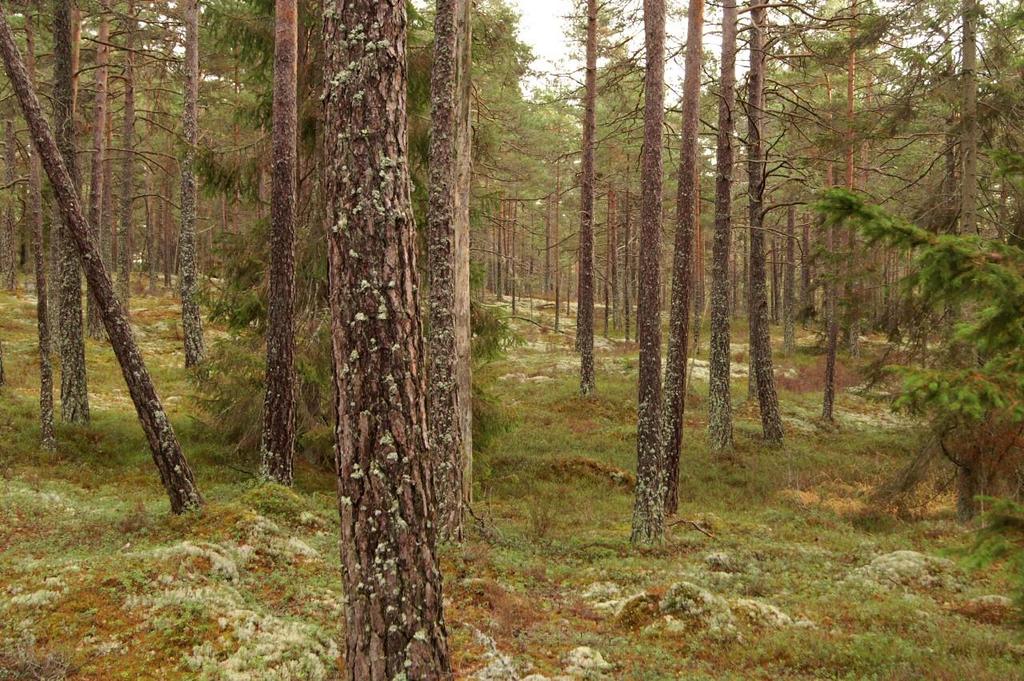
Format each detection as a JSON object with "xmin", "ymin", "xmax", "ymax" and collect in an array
[
  {"xmin": 631, "ymin": 0, "xmax": 667, "ymax": 544},
  {"xmin": 577, "ymin": 0, "xmax": 597, "ymax": 395},
  {"xmin": 708, "ymin": 0, "xmax": 737, "ymax": 453},
  {"xmin": 746, "ymin": 0, "xmax": 784, "ymax": 444},
  {"xmin": 801, "ymin": 214, "xmax": 812, "ymax": 315},
  {"xmin": 179, "ymin": 0, "xmax": 205, "ymax": 367},
  {"xmin": 323, "ymin": 0, "xmax": 453, "ymax": 676},
  {"xmin": 822, "ymin": 78, "xmax": 839, "ymax": 422},
  {"xmin": 146, "ymin": 176, "xmax": 157, "ymax": 294},
  {"xmin": 609, "ymin": 188, "xmax": 619, "ymax": 334},
  {"xmin": 554, "ymin": 163, "xmax": 561, "ymax": 332},
  {"xmin": 1, "ymin": 120, "xmax": 14, "ymax": 291},
  {"xmin": 260, "ymin": 0, "xmax": 298, "ymax": 485},
  {"xmin": 623, "ymin": 187, "xmax": 632, "ymax": 341},
  {"xmin": 85, "ymin": 7, "xmax": 109, "ymax": 340},
  {"xmin": 53, "ymin": 0, "xmax": 89, "ymax": 424},
  {"xmin": 844, "ymin": 1, "xmax": 859, "ymax": 357},
  {"xmin": 783, "ymin": 205, "xmax": 796, "ymax": 353},
  {"xmin": 427, "ymin": 0, "xmax": 466, "ymax": 540},
  {"xmin": 163, "ymin": 176, "xmax": 172, "ymax": 289},
  {"xmin": 662, "ymin": 0, "xmax": 704, "ymax": 516},
  {"xmin": 116, "ymin": 0, "xmax": 136, "ymax": 305},
  {"xmin": 24, "ymin": 15, "xmax": 55, "ymax": 449},
  {"xmin": 0, "ymin": 6, "xmax": 205, "ymax": 514}
]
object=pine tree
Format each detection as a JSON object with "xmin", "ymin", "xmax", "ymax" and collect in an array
[
  {"xmin": 180, "ymin": 0, "xmax": 205, "ymax": 367},
  {"xmin": 577, "ymin": 0, "xmax": 597, "ymax": 395}
]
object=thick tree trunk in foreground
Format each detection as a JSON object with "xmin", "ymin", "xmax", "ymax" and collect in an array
[
  {"xmin": 54, "ymin": 0, "xmax": 89, "ymax": 424},
  {"xmin": 631, "ymin": 0, "xmax": 667, "ymax": 545},
  {"xmin": 577, "ymin": 0, "xmax": 597, "ymax": 395},
  {"xmin": 708, "ymin": 0, "xmax": 738, "ymax": 453},
  {"xmin": 662, "ymin": 0, "xmax": 704, "ymax": 516},
  {"xmin": 323, "ymin": 1, "xmax": 452, "ymax": 677},
  {"xmin": 260, "ymin": 0, "xmax": 298, "ymax": 485},
  {"xmin": 116, "ymin": 1, "xmax": 136, "ymax": 305},
  {"xmin": 0, "ymin": 5, "xmax": 204, "ymax": 514},
  {"xmin": 179, "ymin": 0, "xmax": 205, "ymax": 367},
  {"xmin": 86, "ymin": 8, "xmax": 109, "ymax": 340},
  {"xmin": 746, "ymin": 0, "xmax": 784, "ymax": 444},
  {"xmin": 24, "ymin": 15, "xmax": 55, "ymax": 449},
  {"xmin": 427, "ymin": 0, "xmax": 466, "ymax": 540}
]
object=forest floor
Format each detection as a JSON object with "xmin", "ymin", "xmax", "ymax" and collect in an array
[{"xmin": 1, "ymin": 287, "xmax": 1022, "ymax": 680}]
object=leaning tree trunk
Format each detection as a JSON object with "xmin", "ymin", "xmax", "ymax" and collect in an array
[
  {"xmin": 322, "ymin": 0, "xmax": 453, "ymax": 677},
  {"xmin": 86, "ymin": 6, "xmax": 109, "ymax": 339},
  {"xmin": 24, "ymin": 15, "xmax": 56, "ymax": 449},
  {"xmin": 116, "ymin": 0, "xmax": 136, "ymax": 306},
  {"xmin": 631, "ymin": 0, "xmax": 667, "ymax": 545},
  {"xmin": 427, "ymin": 0, "xmax": 467, "ymax": 540},
  {"xmin": 260, "ymin": 0, "xmax": 298, "ymax": 485},
  {"xmin": 53, "ymin": 0, "xmax": 89, "ymax": 424},
  {"xmin": 179, "ymin": 0, "xmax": 205, "ymax": 367},
  {"xmin": 662, "ymin": 0, "xmax": 704, "ymax": 516},
  {"xmin": 708, "ymin": 0, "xmax": 738, "ymax": 453},
  {"xmin": 0, "ymin": 5, "xmax": 204, "ymax": 514},
  {"xmin": 746, "ymin": 0, "xmax": 784, "ymax": 444},
  {"xmin": 577, "ymin": 0, "xmax": 597, "ymax": 395}
]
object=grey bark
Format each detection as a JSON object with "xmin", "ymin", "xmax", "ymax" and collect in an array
[
  {"xmin": 116, "ymin": 0, "xmax": 136, "ymax": 306},
  {"xmin": 1, "ymin": 120, "xmax": 14, "ymax": 291},
  {"xmin": 577, "ymin": 0, "xmax": 597, "ymax": 395},
  {"xmin": 631, "ymin": 0, "xmax": 667, "ymax": 545},
  {"xmin": 179, "ymin": 0, "xmax": 205, "ymax": 366},
  {"xmin": 86, "ymin": 8, "xmax": 109, "ymax": 339},
  {"xmin": 708, "ymin": 0, "xmax": 737, "ymax": 453},
  {"xmin": 662, "ymin": 0, "xmax": 704, "ymax": 516},
  {"xmin": 783, "ymin": 205, "xmax": 796, "ymax": 354}
]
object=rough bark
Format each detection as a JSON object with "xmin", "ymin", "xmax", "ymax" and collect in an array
[
  {"xmin": 24, "ymin": 15, "xmax": 56, "ymax": 449},
  {"xmin": 746, "ymin": 0, "xmax": 784, "ymax": 444},
  {"xmin": 783, "ymin": 205, "xmax": 796, "ymax": 354},
  {"xmin": 822, "ymin": 79, "xmax": 838, "ymax": 422},
  {"xmin": 179, "ymin": 0, "xmax": 205, "ymax": 367},
  {"xmin": 260, "ymin": 0, "xmax": 298, "ymax": 485},
  {"xmin": 323, "ymin": 0, "xmax": 453, "ymax": 677},
  {"xmin": 427, "ymin": 0, "xmax": 465, "ymax": 540},
  {"xmin": 577, "ymin": 0, "xmax": 597, "ymax": 395},
  {"xmin": 54, "ymin": 0, "xmax": 89, "ymax": 424},
  {"xmin": 116, "ymin": 0, "xmax": 136, "ymax": 305},
  {"xmin": 662, "ymin": 0, "xmax": 704, "ymax": 516},
  {"xmin": 1, "ymin": 120, "xmax": 14, "ymax": 291},
  {"xmin": 86, "ymin": 8, "xmax": 109, "ymax": 339},
  {"xmin": 623, "ymin": 187, "xmax": 632, "ymax": 341},
  {"xmin": 631, "ymin": 0, "xmax": 667, "ymax": 544},
  {"xmin": 708, "ymin": 0, "xmax": 737, "ymax": 453},
  {"xmin": 0, "ymin": 5, "xmax": 204, "ymax": 514}
]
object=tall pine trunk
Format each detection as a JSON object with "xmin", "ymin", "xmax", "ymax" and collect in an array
[
  {"xmin": 260, "ymin": 0, "xmax": 298, "ymax": 484},
  {"xmin": 1, "ymin": 120, "xmax": 13, "ymax": 291},
  {"xmin": 86, "ymin": 8, "xmax": 109, "ymax": 340},
  {"xmin": 662, "ymin": 0, "xmax": 704, "ymax": 515},
  {"xmin": 746, "ymin": 0, "xmax": 784, "ymax": 444},
  {"xmin": 783, "ymin": 205, "xmax": 796, "ymax": 354},
  {"xmin": 0, "ymin": 5, "xmax": 204, "ymax": 514},
  {"xmin": 179, "ymin": 0, "xmax": 205, "ymax": 366},
  {"xmin": 323, "ymin": 1, "xmax": 452, "ymax": 677},
  {"xmin": 577, "ymin": 0, "xmax": 597, "ymax": 395},
  {"xmin": 631, "ymin": 0, "xmax": 667, "ymax": 544},
  {"xmin": 708, "ymin": 0, "xmax": 737, "ymax": 453},
  {"xmin": 54, "ymin": 0, "xmax": 89, "ymax": 424},
  {"xmin": 116, "ymin": 0, "xmax": 136, "ymax": 305}
]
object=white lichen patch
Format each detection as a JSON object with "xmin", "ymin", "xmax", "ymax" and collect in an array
[{"xmin": 845, "ymin": 550, "xmax": 962, "ymax": 592}]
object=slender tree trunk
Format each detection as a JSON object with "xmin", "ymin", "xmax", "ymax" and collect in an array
[
  {"xmin": 1, "ymin": 120, "xmax": 14, "ymax": 291},
  {"xmin": 323, "ymin": 1, "xmax": 453, "ymax": 676},
  {"xmin": 260, "ymin": 0, "xmax": 298, "ymax": 485},
  {"xmin": 708, "ymin": 0, "xmax": 737, "ymax": 453},
  {"xmin": 146, "ymin": 176, "xmax": 157, "ymax": 294},
  {"xmin": 822, "ymin": 78, "xmax": 839, "ymax": 422},
  {"xmin": 631, "ymin": 0, "xmax": 667, "ymax": 544},
  {"xmin": 746, "ymin": 0, "xmax": 784, "ymax": 444},
  {"xmin": 783, "ymin": 205, "xmax": 796, "ymax": 353},
  {"xmin": 116, "ymin": 0, "xmax": 136, "ymax": 305},
  {"xmin": 609, "ymin": 188, "xmax": 619, "ymax": 333},
  {"xmin": 85, "ymin": 7, "xmax": 109, "ymax": 339},
  {"xmin": 623, "ymin": 187, "xmax": 632, "ymax": 341},
  {"xmin": 801, "ymin": 214, "xmax": 811, "ymax": 315},
  {"xmin": 24, "ymin": 15, "xmax": 55, "ymax": 449},
  {"xmin": 54, "ymin": 0, "xmax": 89, "ymax": 424},
  {"xmin": 179, "ymin": 0, "xmax": 205, "ymax": 366},
  {"xmin": 0, "ymin": 5, "xmax": 204, "ymax": 513},
  {"xmin": 662, "ymin": 0, "xmax": 704, "ymax": 515},
  {"xmin": 554, "ymin": 163, "xmax": 561, "ymax": 332},
  {"xmin": 577, "ymin": 0, "xmax": 597, "ymax": 395},
  {"xmin": 427, "ymin": 0, "xmax": 466, "ymax": 540},
  {"xmin": 844, "ymin": 1, "xmax": 859, "ymax": 356},
  {"xmin": 162, "ymin": 177, "xmax": 172, "ymax": 289}
]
